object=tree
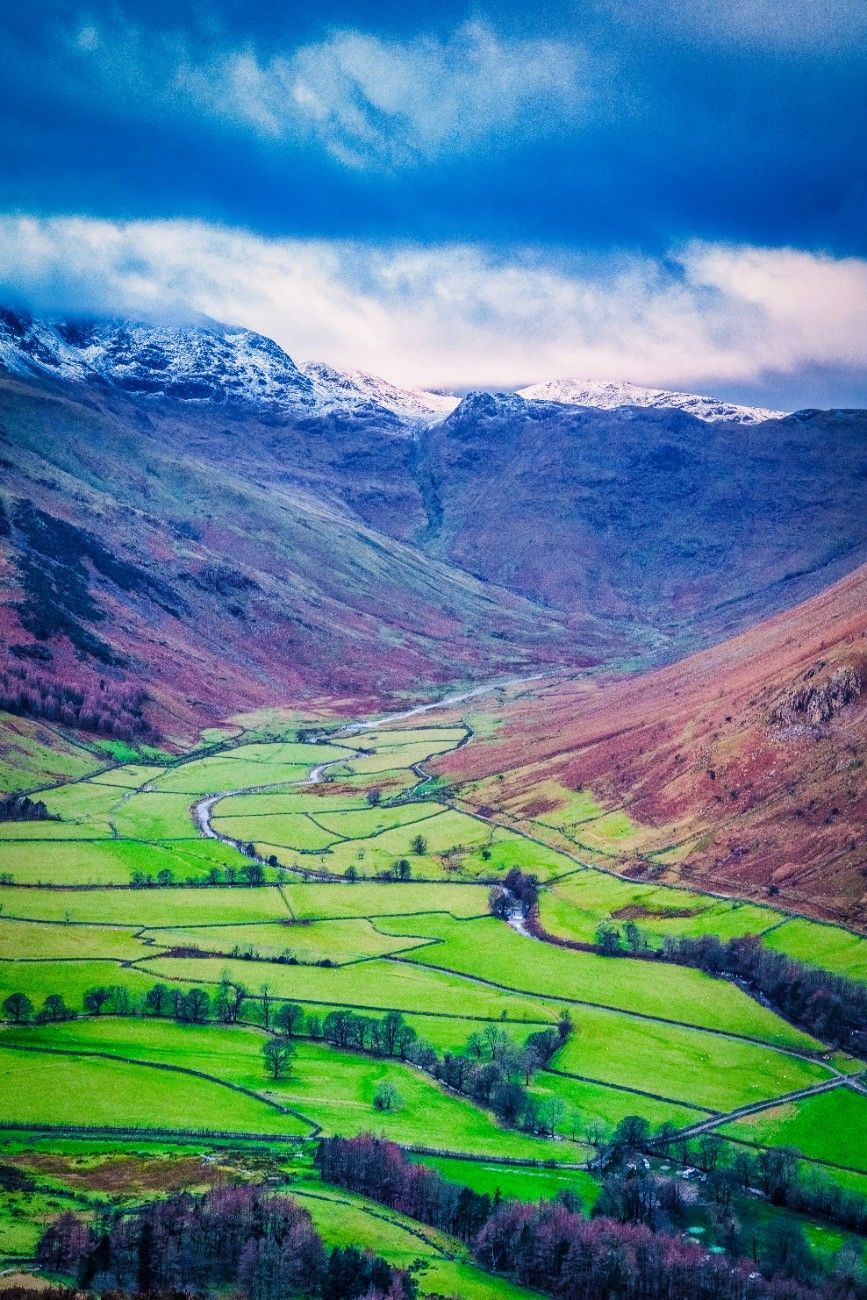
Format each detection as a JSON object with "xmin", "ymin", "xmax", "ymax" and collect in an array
[
  {"xmin": 595, "ymin": 923, "xmax": 623, "ymax": 956},
  {"xmin": 410, "ymin": 834, "xmax": 427, "ymax": 855},
  {"xmin": 37, "ymin": 994, "xmax": 74, "ymax": 1023},
  {"xmin": 3, "ymin": 992, "xmax": 33, "ymax": 1023},
  {"xmin": 366, "ymin": 788, "xmax": 382, "ymax": 806},
  {"xmin": 260, "ymin": 983, "xmax": 272, "ymax": 1029},
  {"xmin": 144, "ymin": 983, "xmax": 169, "ymax": 1017},
  {"xmin": 83, "ymin": 986, "xmax": 113, "ymax": 1016},
  {"xmin": 274, "ymin": 1001, "xmax": 304, "ymax": 1036},
  {"xmin": 181, "ymin": 987, "xmax": 210, "ymax": 1024},
  {"xmin": 373, "ymin": 1080, "xmax": 402, "ymax": 1111},
  {"xmin": 395, "ymin": 858, "xmax": 411, "ymax": 880},
  {"xmin": 243, "ymin": 862, "xmax": 265, "ymax": 885},
  {"xmin": 345, "ymin": 865, "xmax": 359, "ymax": 882},
  {"xmin": 262, "ymin": 1036, "xmax": 294, "ymax": 1079}
]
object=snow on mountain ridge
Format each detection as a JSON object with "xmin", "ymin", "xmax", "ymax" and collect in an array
[
  {"xmin": 0, "ymin": 310, "xmax": 460, "ymax": 427},
  {"xmin": 517, "ymin": 378, "xmax": 786, "ymax": 424},
  {"xmin": 299, "ymin": 360, "xmax": 459, "ymax": 425}
]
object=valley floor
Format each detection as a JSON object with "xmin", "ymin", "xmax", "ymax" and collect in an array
[{"xmin": 0, "ymin": 687, "xmax": 865, "ymax": 1292}]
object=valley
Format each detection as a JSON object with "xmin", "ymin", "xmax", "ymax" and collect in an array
[
  {"xmin": 0, "ymin": 684, "xmax": 865, "ymax": 1294},
  {"xmin": 0, "ymin": 312, "xmax": 865, "ymax": 1298}
]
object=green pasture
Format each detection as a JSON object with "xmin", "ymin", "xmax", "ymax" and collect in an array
[
  {"xmin": 380, "ymin": 914, "xmax": 819, "ymax": 1048},
  {"xmin": 408, "ymin": 1152, "xmax": 600, "ymax": 1207},
  {"xmin": 0, "ymin": 838, "xmax": 254, "ymax": 885},
  {"xmin": 149, "ymin": 757, "xmax": 313, "ymax": 795},
  {"xmin": 142, "ymin": 954, "xmax": 564, "ymax": 1024},
  {"xmin": 283, "ymin": 881, "xmax": 490, "ymax": 920},
  {"xmin": 0, "ymin": 957, "xmax": 156, "ymax": 1009},
  {"xmin": 346, "ymin": 725, "xmax": 468, "ymax": 750},
  {"xmin": 342, "ymin": 741, "xmax": 460, "ymax": 775},
  {"xmin": 763, "ymin": 918, "xmax": 867, "ymax": 981},
  {"xmin": 0, "ymin": 1018, "xmax": 571, "ymax": 1162},
  {"xmin": 0, "ymin": 712, "xmax": 111, "ymax": 793},
  {"xmin": 0, "ymin": 884, "xmax": 291, "ymax": 926},
  {"xmin": 111, "ymin": 792, "xmax": 201, "ymax": 840},
  {"xmin": 214, "ymin": 813, "xmax": 341, "ymax": 851},
  {"xmin": 551, "ymin": 1006, "xmax": 830, "ymax": 1110},
  {"xmin": 719, "ymin": 1086, "xmax": 867, "ymax": 1174},
  {"xmin": 0, "ymin": 821, "xmax": 113, "ymax": 842},
  {"xmin": 0, "ymin": 1038, "xmax": 307, "ymax": 1136},
  {"xmin": 89, "ymin": 764, "xmax": 167, "ymax": 788},
  {"xmin": 141, "ymin": 917, "xmax": 431, "ymax": 964},
  {"xmin": 221, "ymin": 742, "xmax": 350, "ymax": 765},
  {"xmin": 540, "ymin": 870, "xmax": 780, "ymax": 946},
  {"xmin": 308, "ymin": 802, "xmax": 446, "ymax": 839},
  {"xmin": 295, "ymin": 1183, "xmax": 538, "ymax": 1300},
  {"xmin": 0, "ymin": 918, "xmax": 154, "ymax": 962},
  {"xmin": 531, "ymin": 1071, "xmax": 699, "ymax": 1136},
  {"xmin": 213, "ymin": 789, "xmax": 374, "ymax": 816}
]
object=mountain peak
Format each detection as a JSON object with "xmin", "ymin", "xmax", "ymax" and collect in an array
[{"xmin": 516, "ymin": 377, "xmax": 786, "ymax": 425}]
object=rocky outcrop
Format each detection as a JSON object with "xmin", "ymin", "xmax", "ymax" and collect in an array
[{"xmin": 770, "ymin": 663, "xmax": 863, "ymax": 728}]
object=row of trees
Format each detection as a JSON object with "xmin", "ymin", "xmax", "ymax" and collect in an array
[
  {"xmin": 533, "ymin": 915, "xmax": 866, "ymax": 1050},
  {"xmin": 0, "ymin": 793, "xmax": 58, "ymax": 823},
  {"xmin": 36, "ymin": 1186, "xmax": 415, "ymax": 1300},
  {"xmin": 130, "ymin": 861, "xmax": 265, "ymax": 888},
  {"xmin": 315, "ymin": 1135, "xmax": 865, "ymax": 1300},
  {"xmin": 644, "ymin": 931, "xmax": 865, "ymax": 1048},
  {"xmin": 317, "ymin": 1008, "xmax": 572, "ymax": 1134}
]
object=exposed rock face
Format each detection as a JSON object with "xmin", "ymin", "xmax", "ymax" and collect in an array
[{"xmin": 770, "ymin": 663, "xmax": 863, "ymax": 728}]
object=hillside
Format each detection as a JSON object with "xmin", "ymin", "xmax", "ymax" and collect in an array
[
  {"xmin": 1, "ymin": 310, "xmax": 865, "ymax": 746},
  {"xmin": 435, "ymin": 564, "xmax": 867, "ymax": 924}
]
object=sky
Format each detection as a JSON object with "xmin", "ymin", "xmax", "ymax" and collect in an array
[{"xmin": 0, "ymin": 1, "xmax": 865, "ymax": 405}]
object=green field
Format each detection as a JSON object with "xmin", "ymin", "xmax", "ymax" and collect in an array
[
  {"xmin": 2, "ymin": 702, "xmax": 865, "ymax": 1277},
  {"xmin": 0, "ymin": 838, "xmax": 256, "ymax": 885},
  {"xmin": 294, "ymin": 1182, "xmax": 537, "ymax": 1300},
  {"xmin": 379, "ymin": 913, "xmax": 818, "ymax": 1048},
  {"xmin": 0, "ymin": 884, "xmax": 291, "ymax": 926},
  {"xmin": 283, "ymin": 880, "xmax": 490, "ymax": 919},
  {"xmin": 0, "ymin": 1039, "xmax": 308, "ymax": 1136},
  {"xmin": 764, "ymin": 918, "xmax": 867, "ymax": 981},
  {"xmin": 540, "ymin": 870, "xmax": 780, "ymax": 946},
  {"xmin": 0, "ymin": 918, "xmax": 152, "ymax": 962},
  {"xmin": 408, "ymin": 1152, "xmax": 600, "ymax": 1206},
  {"xmin": 719, "ymin": 1086, "xmax": 867, "ymax": 1173},
  {"xmin": 140, "ymin": 917, "xmax": 431, "ymax": 963}
]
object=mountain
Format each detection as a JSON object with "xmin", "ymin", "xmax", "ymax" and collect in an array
[
  {"xmin": 300, "ymin": 360, "xmax": 459, "ymax": 425},
  {"xmin": 0, "ymin": 310, "xmax": 456, "ymax": 428},
  {"xmin": 416, "ymin": 390, "xmax": 867, "ymax": 644},
  {"xmin": 516, "ymin": 377, "xmax": 785, "ymax": 425},
  {"xmin": 1, "ymin": 309, "xmax": 865, "ymax": 744},
  {"xmin": 435, "ymin": 563, "xmax": 867, "ymax": 924},
  {"xmin": 0, "ymin": 313, "xmax": 587, "ymax": 741}
]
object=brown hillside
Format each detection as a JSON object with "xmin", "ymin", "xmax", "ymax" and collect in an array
[{"xmin": 436, "ymin": 565, "xmax": 867, "ymax": 925}]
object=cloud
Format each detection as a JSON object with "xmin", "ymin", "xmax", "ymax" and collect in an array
[
  {"xmin": 0, "ymin": 214, "xmax": 865, "ymax": 397},
  {"xmin": 68, "ymin": 18, "xmax": 594, "ymax": 167}
]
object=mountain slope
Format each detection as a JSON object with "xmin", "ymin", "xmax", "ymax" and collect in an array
[
  {"xmin": 414, "ymin": 391, "xmax": 867, "ymax": 648},
  {"xmin": 435, "ymin": 564, "xmax": 867, "ymax": 924},
  {"xmin": 1, "ymin": 309, "xmax": 865, "ymax": 748},
  {"xmin": 0, "ymin": 362, "xmax": 586, "ymax": 742},
  {"xmin": 517, "ymin": 377, "xmax": 784, "ymax": 424}
]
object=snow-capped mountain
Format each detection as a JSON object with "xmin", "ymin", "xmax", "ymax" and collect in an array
[
  {"xmin": 300, "ymin": 361, "xmax": 459, "ymax": 425},
  {"xmin": 0, "ymin": 310, "xmax": 455, "ymax": 428},
  {"xmin": 0, "ymin": 311, "xmax": 320, "ymax": 410},
  {"xmin": 517, "ymin": 378, "xmax": 785, "ymax": 425}
]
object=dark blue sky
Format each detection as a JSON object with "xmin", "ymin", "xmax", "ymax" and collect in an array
[{"xmin": 1, "ymin": 0, "xmax": 865, "ymax": 402}]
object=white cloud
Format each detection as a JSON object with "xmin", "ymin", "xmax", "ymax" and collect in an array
[
  {"xmin": 69, "ymin": 19, "xmax": 594, "ymax": 167},
  {"xmin": 0, "ymin": 214, "xmax": 865, "ymax": 393}
]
